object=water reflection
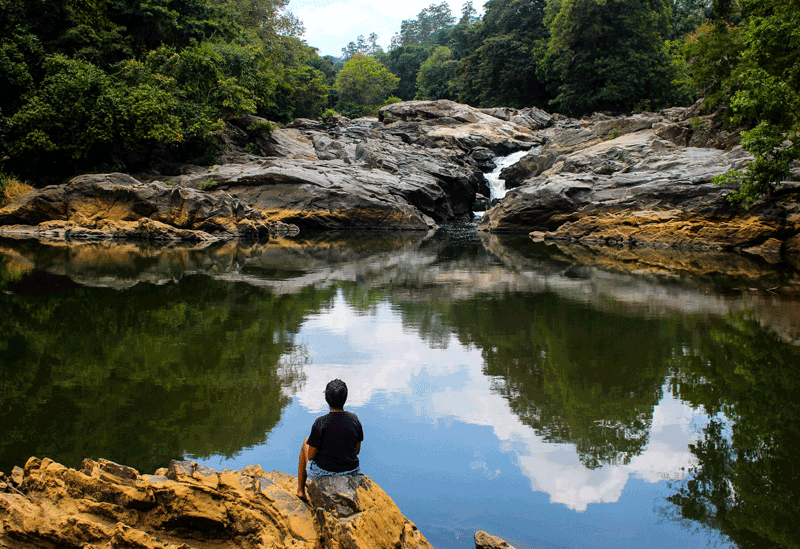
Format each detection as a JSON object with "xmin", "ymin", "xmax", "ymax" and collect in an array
[
  {"xmin": 292, "ymin": 291, "xmax": 702, "ymax": 512},
  {"xmin": 667, "ymin": 313, "xmax": 800, "ymax": 549},
  {"xmin": 0, "ymin": 267, "xmax": 318, "ymax": 473},
  {"xmin": 1, "ymin": 229, "xmax": 799, "ymax": 548}
]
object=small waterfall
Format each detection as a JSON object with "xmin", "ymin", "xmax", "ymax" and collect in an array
[{"xmin": 485, "ymin": 150, "xmax": 531, "ymax": 201}]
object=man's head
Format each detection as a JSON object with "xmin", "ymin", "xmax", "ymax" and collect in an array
[{"xmin": 325, "ymin": 379, "xmax": 348, "ymax": 409}]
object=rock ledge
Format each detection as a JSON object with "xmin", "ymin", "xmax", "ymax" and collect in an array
[{"xmin": 0, "ymin": 457, "xmax": 431, "ymax": 549}]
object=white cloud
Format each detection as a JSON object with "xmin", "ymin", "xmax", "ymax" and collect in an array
[{"xmin": 293, "ymin": 296, "xmax": 702, "ymax": 512}]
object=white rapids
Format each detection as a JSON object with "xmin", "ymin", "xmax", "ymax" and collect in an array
[{"xmin": 485, "ymin": 149, "xmax": 531, "ymax": 201}]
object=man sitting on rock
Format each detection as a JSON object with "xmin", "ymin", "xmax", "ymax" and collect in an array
[{"xmin": 297, "ymin": 378, "xmax": 363, "ymax": 501}]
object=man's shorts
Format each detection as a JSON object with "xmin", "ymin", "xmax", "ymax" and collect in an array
[{"xmin": 307, "ymin": 461, "xmax": 360, "ymax": 480}]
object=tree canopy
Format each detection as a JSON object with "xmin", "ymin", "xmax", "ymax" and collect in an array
[
  {"xmin": 0, "ymin": 0, "xmax": 330, "ymax": 180},
  {"xmin": 2, "ymin": 0, "xmax": 798, "ymax": 206},
  {"xmin": 711, "ymin": 0, "xmax": 800, "ymax": 207},
  {"xmin": 334, "ymin": 54, "xmax": 399, "ymax": 118},
  {"xmin": 542, "ymin": 0, "xmax": 681, "ymax": 115}
]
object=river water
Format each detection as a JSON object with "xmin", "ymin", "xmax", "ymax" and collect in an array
[{"xmin": 1, "ymin": 224, "xmax": 799, "ymax": 549}]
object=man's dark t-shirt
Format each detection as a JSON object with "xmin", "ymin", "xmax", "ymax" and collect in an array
[{"xmin": 307, "ymin": 411, "xmax": 363, "ymax": 472}]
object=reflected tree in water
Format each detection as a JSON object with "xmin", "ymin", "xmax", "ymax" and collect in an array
[
  {"xmin": 669, "ymin": 313, "xmax": 800, "ymax": 549},
  {"xmin": 396, "ymin": 291, "xmax": 681, "ymax": 468},
  {"xmin": 0, "ymin": 268, "xmax": 330, "ymax": 474}
]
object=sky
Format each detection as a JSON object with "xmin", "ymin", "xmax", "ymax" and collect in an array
[{"xmin": 286, "ymin": 0, "xmax": 479, "ymax": 57}]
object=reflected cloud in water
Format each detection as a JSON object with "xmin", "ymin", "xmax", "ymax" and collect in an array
[{"xmin": 292, "ymin": 293, "xmax": 701, "ymax": 512}]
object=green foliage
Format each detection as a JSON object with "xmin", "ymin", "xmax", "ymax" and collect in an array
[
  {"xmin": 416, "ymin": 46, "xmax": 457, "ymax": 100},
  {"xmin": 246, "ymin": 119, "xmax": 276, "ymax": 133},
  {"xmin": 341, "ymin": 33, "xmax": 383, "ymax": 60},
  {"xmin": 668, "ymin": 0, "xmax": 713, "ymax": 39},
  {"xmin": 678, "ymin": 20, "xmax": 744, "ymax": 110},
  {"xmin": 334, "ymin": 54, "xmax": 399, "ymax": 118},
  {"xmin": 711, "ymin": 0, "xmax": 800, "ymax": 207},
  {"xmin": 456, "ymin": 0, "xmax": 550, "ymax": 108},
  {"xmin": 320, "ymin": 108, "xmax": 338, "ymax": 122},
  {"xmin": 715, "ymin": 120, "xmax": 800, "ymax": 209},
  {"xmin": 380, "ymin": 46, "xmax": 430, "ymax": 101},
  {"xmin": 0, "ymin": 0, "xmax": 329, "ymax": 180},
  {"xmin": 542, "ymin": 0, "xmax": 683, "ymax": 116},
  {"xmin": 391, "ymin": 2, "xmax": 455, "ymax": 49},
  {"xmin": 7, "ymin": 55, "xmax": 125, "ymax": 166},
  {"xmin": 0, "ymin": 172, "xmax": 15, "ymax": 206}
]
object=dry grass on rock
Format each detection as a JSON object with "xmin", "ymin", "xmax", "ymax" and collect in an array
[{"xmin": 1, "ymin": 174, "xmax": 34, "ymax": 206}]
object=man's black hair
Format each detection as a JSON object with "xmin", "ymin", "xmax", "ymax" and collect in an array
[{"xmin": 325, "ymin": 379, "xmax": 348, "ymax": 409}]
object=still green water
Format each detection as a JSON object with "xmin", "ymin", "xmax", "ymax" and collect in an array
[{"xmin": 1, "ymin": 224, "xmax": 799, "ymax": 549}]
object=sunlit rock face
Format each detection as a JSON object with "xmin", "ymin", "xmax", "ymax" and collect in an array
[
  {"xmin": 308, "ymin": 474, "xmax": 432, "ymax": 549},
  {"xmin": 0, "ymin": 173, "xmax": 296, "ymax": 241},
  {"xmin": 0, "ymin": 457, "xmax": 431, "ymax": 549}
]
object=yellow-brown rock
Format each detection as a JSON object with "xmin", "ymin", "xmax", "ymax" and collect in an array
[
  {"xmin": 0, "ymin": 458, "xmax": 432, "ymax": 549},
  {"xmin": 0, "ymin": 174, "xmax": 298, "ymax": 241},
  {"xmin": 307, "ymin": 475, "xmax": 432, "ymax": 549}
]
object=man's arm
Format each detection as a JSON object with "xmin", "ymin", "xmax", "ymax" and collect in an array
[
  {"xmin": 307, "ymin": 444, "xmax": 318, "ymax": 461},
  {"xmin": 356, "ymin": 441, "xmax": 361, "ymax": 455}
]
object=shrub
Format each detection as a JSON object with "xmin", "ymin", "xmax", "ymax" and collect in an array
[{"xmin": 246, "ymin": 119, "xmax": 276, "ymax": 133}]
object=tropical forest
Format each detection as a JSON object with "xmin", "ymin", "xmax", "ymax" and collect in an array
[{"xmin": 1, "ymin": 0, "xmax": 798, "ymax": 206}]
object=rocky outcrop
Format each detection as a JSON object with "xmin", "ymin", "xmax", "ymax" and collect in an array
[
  {"xmin": 164, "ymin": 101, "xmax": 541, "ymax": 230},
  {"xmin": 307, "ymin": 475, "xmax": 431, "ymax": 549},
  {"xmin": 173, "ymin": 100, "xmax": 541, "ymax": 230},
  {"xmin": 480, "ymin": 120, "xmax": 800, "ymax": 264},
  {"xmin": 653, "ymin": 99, "xmax": 745, "ymax": 151},
  {"xmin": 1, "ymin": 101, "xmax": 545, "ymax": 236},
  {"xmin": 474, "ymin": 530, "xmax": 516, "ymax": 549},
  {"xmin": 5, "ymin": 99, "xmax": 797, "ymax": 251},
  {"xmin": 0, "ymin": 457, "xmax": 431, "ymax": 549},
  {"xmin": 377, "ymin": 100, "xmax": 540, "ymax": 152},
  {"xmin": 0, "ymin": 173, "xmax": 298, "ymax": 241}
]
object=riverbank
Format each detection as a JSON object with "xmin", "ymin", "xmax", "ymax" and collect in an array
[
  {"xmin": 3, "ymin": 100, "xmax": 797, "ymax": 271},
  {"xmin": 0, "ymin": 456, "xmax": 434, "ymax": 549}
]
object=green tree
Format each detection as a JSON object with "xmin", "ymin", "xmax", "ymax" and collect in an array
[
  {"xmin": 542, "ymin": 0, "xmax": 681, "ymax": 115},
  {"xmin": 669, "ymin": 0, "xmax": 713, "ymax": 39},
  {"xmin": 416, "ymin": 46, "xmax": 456, "ymax": 100},
  {"xmin": 391, "ymin": 2, "xmax": 455, "ymax": 48},
  {"xmin": 380, "ymin": 46, "xmax": 430, "ymax": 101},
  {"xmin": 0, "ymin": 0, "xmax": 328, "ymax": 180},
  {"xmin": 713, "ymin": 0, "xmax": 800, "ymax": 208},
  {"xmin": 334, "ymin": 54, "xmax": 399, "ymax": 118},
  {"xmin": 678, "ymin": 20, "xmax": 744, "ymax": 110},
  {"xmin": 342, "ymin": 33, "xmax": 383, "ymax": 60},
  {"xmin": 456, "ymin": 0, "xmax": 550, "ymax": 108}
]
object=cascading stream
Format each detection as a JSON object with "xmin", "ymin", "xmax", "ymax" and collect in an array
[{"xmin": 484, "ymin": 149, "xmax": 532, "ymax": 201}]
